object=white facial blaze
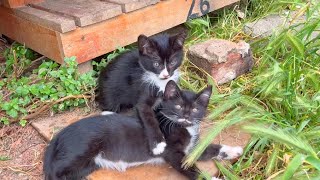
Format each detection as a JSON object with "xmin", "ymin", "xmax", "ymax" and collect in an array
[{"xmin": 159, "ymin": 63, "xmax": 169, "ymax": 79}]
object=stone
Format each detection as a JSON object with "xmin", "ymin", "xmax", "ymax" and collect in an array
[
  {"xmin": 243, "ymin": 11, "xmax": 313, "ymax": 38},
  {"xmin": 187, "ymin": 39, "xmax": 253, "ymax": 85},
  {"xmin": 78, "ymin": 60, "xmax": 93, "ymax": 74}
]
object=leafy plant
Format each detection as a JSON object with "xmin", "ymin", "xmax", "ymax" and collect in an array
[{"xmin": 183, "ymin": 0, "xmax": 320, "ymax": 179}]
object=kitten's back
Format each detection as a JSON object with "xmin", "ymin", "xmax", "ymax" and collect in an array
[
  {"xmin": 43, "ymin": 113, "xmax": 150, "ymax": 179},
  {"xmin": 97, "ymin": 50, "xmax": 145, "ymax": 111}
]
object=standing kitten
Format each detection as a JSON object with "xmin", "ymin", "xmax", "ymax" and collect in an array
[
  {"xmin": 44, "ymin": 81, "xmax": 243, "ymax": 180},
  {"xmin": 97, "ymin": 33, "xmax": 187, "ymax": 155}
]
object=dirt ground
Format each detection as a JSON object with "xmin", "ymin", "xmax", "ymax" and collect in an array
[{"xmin": 0, "ymin": 124, "xmax": 46, "ymax": 180}]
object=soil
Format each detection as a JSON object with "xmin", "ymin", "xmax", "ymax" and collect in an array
[{"xmin": 0, "ymin": 125, "xmax": 46, "ymax": 180}]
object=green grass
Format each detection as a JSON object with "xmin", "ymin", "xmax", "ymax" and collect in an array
[{"xmin": 181, "ymin": 0, "xmax": 320, "ymax": 179}]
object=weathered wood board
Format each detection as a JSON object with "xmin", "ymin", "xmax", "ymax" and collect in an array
[
  {"xmin": 31, "ymin": 0, "xmax": 123, "ymax": 26},
  {"xmin": 60, "ymin": 0, "xmax": 239, "ymax": 63},
  {"xmin": 14, "ymin": 6, "xmax": 77, "ymax": 33},
  {"xmin": 0, "ymin": 0, "xmax": 239, "ymax": 64},
  {"xmin": 105, "ymin": 0, "xmax": 159, "ymax": 13},
  {"xmin": 0, "ymin": 6, "xmax": 64, "ymax": 63},
  {"xmin": 2, "ymin": 0, "xmax": 43, "ymax": 8}
]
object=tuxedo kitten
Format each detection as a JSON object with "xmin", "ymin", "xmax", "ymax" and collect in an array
[
  {"xmin": 44, "ymin": 81, "xmax": 243, "ymax": 180},
  {"xmin": 97, "ymin": 32, "xmax": 187, "ymax": 155}
]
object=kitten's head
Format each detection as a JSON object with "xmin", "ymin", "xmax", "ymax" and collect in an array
[
  {"xmin": 138, "ymin": 32, "xmax": 187, "ymax": 79},
  {"xmin": 159, "ymin": 81, "xmax": 212, "ymax": 127}
]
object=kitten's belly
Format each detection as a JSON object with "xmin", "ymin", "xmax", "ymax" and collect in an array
[{"xmin": 94, "ymin": 153, "xmax": 165, "ymax": 172}]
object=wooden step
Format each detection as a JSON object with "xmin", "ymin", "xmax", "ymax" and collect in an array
[
  {"xmin": 31, "ymin": 0, "xmax": 123, "ymax": 27},
  {"xmin": 0, "ymin": 0, "xmax": 239, "ymax": 64},
  {"xmin": 105, "ymin": 0, "xmax": 159, "ymax": 13}
]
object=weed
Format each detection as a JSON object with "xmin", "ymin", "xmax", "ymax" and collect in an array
[{"xmin": 183, "ymin": 0, "xmax": 320, "ymax": 179}]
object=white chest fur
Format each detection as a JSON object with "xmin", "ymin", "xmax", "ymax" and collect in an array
[
  {"xmin": 142, "ymin": 69, "xmax": 180, "ymax": 93},
  {"xmin": 94, "ymin": 153, "xmax": 165, "ymax": 172},
  {"xmin": 184, "ymin": 125, "xmax": 200, "ymax": 154}
]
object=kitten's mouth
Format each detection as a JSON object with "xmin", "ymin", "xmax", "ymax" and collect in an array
[
  {"xmin": 159, "ymin": 76, "xmax": 170, "ymax": 80},
  {"xmin": 177, "ymin": 118, "xmax": 192, "ymax": 124}
]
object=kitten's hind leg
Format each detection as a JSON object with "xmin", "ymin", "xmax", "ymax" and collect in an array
[{"xmin": 198, "ymin": 144, "xmax": 243, "ymax": 161}]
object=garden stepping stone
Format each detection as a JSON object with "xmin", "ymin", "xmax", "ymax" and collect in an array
[
  {"xmin": 243, "ymin": 11, "xmax": 318, "ymax": 39},
  {"xmin": 187, "ymin": 39, "xmax": 254, "ymax": 85}
]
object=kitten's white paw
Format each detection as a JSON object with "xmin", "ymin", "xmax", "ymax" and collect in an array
[
  {"xmin": 152, "ymin": 142, "xmax": 167, "ymax": 155},
  {"xmin": 219, "ymin": 145, "xmax": 243, "ymax": 160},
  {"xmin": 101, "ymin": 111, "xmax": 115, "ymax": 115},
  {"xmin": 211, "ymin": 177, "xmax": 223, "ymax": 180}
]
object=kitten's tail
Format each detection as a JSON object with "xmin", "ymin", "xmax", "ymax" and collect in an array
[{"xmin": 43, "ymin": 138, "xmax": 59, "ymax": 180}]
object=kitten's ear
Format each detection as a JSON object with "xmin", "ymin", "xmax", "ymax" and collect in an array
[
  {"xmin": 164, "ymin": 80, "xmax": 180, "ymax": 100},
  {"xmin": 197, "ymin": 86, "xmax": 212, "ymax": 106},
  {"xmin": 170, "ymin": 31, "xmax": 187, "ymax": 50},
  {"xmin": 138, "ymin": 34, "xmax": 156, "ymax": 55}
]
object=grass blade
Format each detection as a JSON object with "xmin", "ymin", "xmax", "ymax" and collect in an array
[
  {"xmin": 214, "ymin": 161, "xmax": 240, "ymax": 180},
  {"xmin": 286, "ymin": 32, "xmax": 305, "ymax": 57},
  {"xmin": 265, "ymin": 146, "xmax": 279, "ymax": 176},
  {"xmin": 282, "ymin": 154, "xmax": 305, "ymax": 179},
  {"xmin": 242, "ymin": 125, "xmax": 317, "ymax": 157},
  {"xmin": 305, "ymin": 156, "xmax": 320, "ymax": 171}
]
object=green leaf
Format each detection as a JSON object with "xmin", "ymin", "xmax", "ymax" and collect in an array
[
  {"xmin": 0, "ymin": 117, "xmax": 10, "ymax": 125},
  {"xmin": 282, "ymin": 154, "xmax": 305, "ymax": 180},
  {"xmin": 2, "ymin": 102, "xmax": 11, "ymax": 111},
  {"xmin": 286, "ymin": 32, "xmax": 305, "ymax": 57},
  {"xmin": 0, "ymin": 156, "xmax": 11, "ymax": 161},
  {"xmin": 19, "ymin": 119, "xmax": 27, "ymax": 127},
  {"xmin": 38, "ymin": 68, "xmax": 47, "ymax": 76},
  {"xmin": 7, "ymin": 109, "xmax": 18, "ymax": 118},
  {"xmin": 305, "ymin": 156, "xmax": 320, "ymax": 171}
]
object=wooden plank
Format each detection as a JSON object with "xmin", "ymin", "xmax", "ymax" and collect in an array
[
  {"xmin": 14, "ymin": 6, "xmax": 77, "ymax": 33},
  {"xmin": 32, "ymin": 0, "xmax": 123, "ymax": 27},
  {"xmin": 0, "ymin": 7, "xmax": 64, "ymax": 63},
  {"xmin": 60, "ymin": 0, "xmax": 239, "ymax": 64},
  {"xmin": 3, "ymin": 0, "xmax": 43, "ymax": 8},
  {"xmin": 104, "ymin": 0, "xmax": 159, "ymax": 13}
]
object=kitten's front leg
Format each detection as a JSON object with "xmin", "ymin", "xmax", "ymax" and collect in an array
[
  {"xmin": 198, "ymin": 144, "xmax": 243, "ymax": 161},
  {"xmin": 164, "ymin": 150, "xmax": 200, "ymax": 180},
  {"xmin": 137, "ymin": 95, "xmax": 166, "ymax": 155}
]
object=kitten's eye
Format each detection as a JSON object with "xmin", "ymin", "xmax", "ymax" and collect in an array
[
  {"xmin": 170, "ymin": 60, "xmax": 177, "ymax": 66},
  {"xmin": 154, "ymin": 62, "xmax": 159, "ymax": 67},
  {"xmin": 192, "ymin": 108, "xmax": 198, "ymax": 113},
  {"xmin": 175, "ymin": 104, "xmax": 181, "ymax": 110}
]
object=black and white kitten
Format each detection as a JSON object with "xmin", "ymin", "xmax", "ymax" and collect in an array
[
  {"xmin": 44, "ymin": 81, "xmax": 243, "ymax": 180},
  {"xmin": 97, "ymin": 33, "xmax": 187, "ymax": 155}
]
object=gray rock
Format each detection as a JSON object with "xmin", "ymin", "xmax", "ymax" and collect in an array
[
  {"xmin": 243, "ymin": 11, "xmax": 310, "ymax": 38},
  {"xmin": 187, "ymin": 39, "xmax": 253, "ymax": 85}
]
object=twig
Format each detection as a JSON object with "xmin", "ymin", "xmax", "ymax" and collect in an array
[
  {"xmin": 21, "ymin": 94, "xmax": 91, "ymax": 121},
  {"xmin": 13, "ymin": 50, "xmax": 18, "ymax": 79},
  {"xmin": 22, "ymin": 56, "xmax": 47, "ymax": 76}
]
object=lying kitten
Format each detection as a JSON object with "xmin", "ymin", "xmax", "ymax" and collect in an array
[
  {"xmin": 97, "ymin": 33, "xmax": 187, "ymax": 155},
  {"xmin": 44, "ymin": 81, "xmax": 243, "ymax": 180}
]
